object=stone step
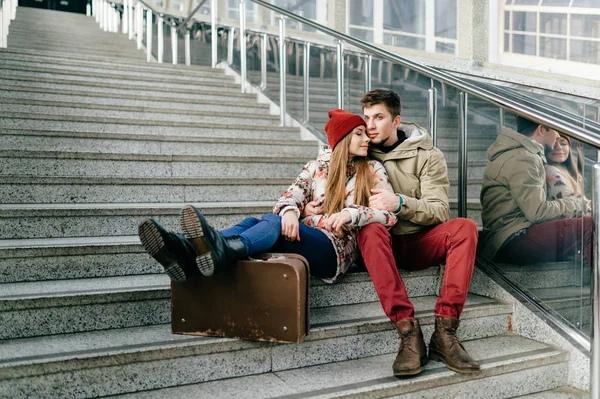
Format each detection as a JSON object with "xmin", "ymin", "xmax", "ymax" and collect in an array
[
  {"xmin": 0, "ymin": 201, "xmax": 275, "ymax": 239},
  {"xmin": 0, "ymin": 294, "xmax": 511, "ymax": 398},
  {"xmin": 0, "ymin": 106, "xmax": 282, "ymax": 126},
  {"xmin": 0, "ymin": 47, "xmax": 216, "ymax": 73},
  {"xmin": 0, "ymin": 268, "xmax": 451, "ymax": 339},
  {"xmin": 0, "ymin": 129, "xmax": 318, "ymax": 158},
  {"xmin": 106, "ymin": 335, "xmax": 568, "ymax": 399},
  {"xmin": 516, "ymin": 387, "xmax": 590, "ymax": 398},
  {"xmin": 0, "ymin": 58, "xmax": 229, "ymax": 81},
  {"xmin": 0, "ymin": 51, "xmax": 220, "ymax": 77},
  {"xmin": 0, "ymin": 69, "xmax": 242, "ymax": 93},
  {"xmin": 0, "ymin": 78, "xmax": 259, "ymax": 103},
  {"xmin": 0, "ymin": 175, "xmax": 290, "ymax": 204},
  {"xmin": 500, "ymin": 261, "xmax": 588, "ymax": 290},
  {"xmin": 0, "ymin": 150, "xmax": 307, "ymax": 179},
  {"xmin": 0, "ymin": 119, "xmax": 301, "ymax": 140},
  {"xmin": 6, "ymin": 37, "xmax": 141, "ymax": 54},
  {"xmin": 6, "ymin": 43, "xmax": 145, "ymax": 60},
  {"xmin": 0, "ymin": 95, "xmax": 274, "ymax": 119},
  {"xmin": 0, "ymin": 93, "xmax": 271, "ymax": 115}
]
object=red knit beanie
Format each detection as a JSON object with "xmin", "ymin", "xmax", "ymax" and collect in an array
[{"xmin": 324, "ymin": 109, "xmax": 367, "ymax": 151}]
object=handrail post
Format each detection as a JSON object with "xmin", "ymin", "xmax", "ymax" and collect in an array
[
  {"xmin": 128, "ymin": 0, "xmax": 134, "ymax": 39},
  {"xmin": 427, "ymin": 85, "xmax": 438, "ymax": 147},
  {"xmin": 136, "ymin": 2, "xmax": 142, "ymax": 49},
  {"xmin": 365, "ymin": 54, "xmax": 371, "ymax": 93},
  {"xmin": 240, "ymin": 0, "xmax": 246, "ymax": 93},
  {"xmin": 122, "ymin": 0, "xmax": 128, "ymax": 34},
  {"xmin": 458, "ymin": 92, "xmax": 468, "ymax": 218},
  {"xmin": 171, "ymin": 25, "xmax": 178, "ymax": 64},
  {"xmin": 157, "ymin": 15, "xmax": 163, "ymax": 63},
  {"xmin": 210, "ymin": 0, "xmax": 217, "ymax": 68},
  {"xmin": 279, "ymin": 17, "xmax": 286, "ymax": 126},
  {"xmin": 592, "ymin": 161, "xmax": 600, "ymax": 399},
  {"xmin": 0, "ymin": 4, "xmax": 4, "ymax": 49},
  {"xmin": 260, "ymin": 33, "xmax": 267, "ymax": 90},
  {"xmin": 499, "ymin": 108, "xmax": 505, "ymax": 128},
  {"xmin": 227, "ymin": 27, "xmax": 234, "ymax": 65},
  {"xmin": 184, "ymin": 30, "xmax": 191, "ymax": 65},
  {"xmin": 336, "ymin": 40, "xmax": 344, "ymax": 109},
  {"xmin": 303, "ymin": 41, "xmax": 310, "ymax": 123},
  {"xmin": 146, "ymin": 9, "xmax": 152, "ymax": 62}
]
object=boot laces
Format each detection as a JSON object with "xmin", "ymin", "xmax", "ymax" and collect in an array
[
  {"xmin": 443, "ymin": 327, "xmax": 464, "ymax": 350},
  {"xmin": 399, "ymin": 331, "xmax": 416, "ymax": 353}
]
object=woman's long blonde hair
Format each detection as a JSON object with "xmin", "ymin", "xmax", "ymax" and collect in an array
[{"xmin": 322, "ymin": 132, "xmax": 374, "ymax": 217}]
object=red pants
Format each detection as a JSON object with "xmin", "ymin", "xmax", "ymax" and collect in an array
[
  {"xmin": 357, "ymin": 219, "xmax": 478, "ymax": 323},
  {"xmin": 495, "ymin": 216, "xmax": 593, "ymax": 265}
]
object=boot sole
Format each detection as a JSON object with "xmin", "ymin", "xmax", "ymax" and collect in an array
[
  {"xmin": 428, "ymin": 351, "xmax": 480, "ymax": 374},
  {"xmin": 138, "ymin": 219, "xmax": 187, "ymax": 282},
  {"xmin": 179, "ymin": 205, "xmax": 215, "ymax": 277}
]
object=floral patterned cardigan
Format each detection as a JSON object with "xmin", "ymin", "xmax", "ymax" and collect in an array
[{"xmin": 273, "ymin": 145, "xmax": 397, "ymax": 284}]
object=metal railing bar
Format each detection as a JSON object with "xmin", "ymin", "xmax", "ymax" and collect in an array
[{"xmin": 246, "ymin": 0, "xmax": 600, "ymax": 149}]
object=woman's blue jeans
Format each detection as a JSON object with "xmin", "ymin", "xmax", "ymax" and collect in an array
[{"xmin": 220, "ymin": 213, "xmax": 338, "ymax": 279}]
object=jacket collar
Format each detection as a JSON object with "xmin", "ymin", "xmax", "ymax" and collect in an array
[{"xmin": 370, "ymin": 122, "xmax": 432, "ymax": 160}]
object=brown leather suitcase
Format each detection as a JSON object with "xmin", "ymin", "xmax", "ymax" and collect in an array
[{"xmin": 171, "ymin": 253, "xmax": 310, "ymax": 344}]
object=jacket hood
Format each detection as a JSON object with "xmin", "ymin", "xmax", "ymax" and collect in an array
[
  {"xmin": 369, "ymin": 122, "xmax": 432, "ymax": 159},
  {"xmin": 487, "ymin": 127, "xmax": 545, "ymax": 162}
]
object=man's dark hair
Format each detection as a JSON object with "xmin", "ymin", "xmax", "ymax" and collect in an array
[
  {"xmin": 360, "ymin": 88, "xmax": 402, "ymax": 118},
  {"xmin": 516, "ymin": 116, "xmax": 540, "ymax": 137}
]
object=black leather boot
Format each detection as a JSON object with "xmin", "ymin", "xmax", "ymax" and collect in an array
[
  {"xmin": 179, "ymin": 204, "xmax": 248, "ymax": 276},
  {"xmin": 138, "ymin": 218, "xmax": 199, "ymax": 282}
]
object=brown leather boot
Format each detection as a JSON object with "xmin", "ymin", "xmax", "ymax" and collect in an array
[
  {"xmin": 392, "ymin": 319, "xmax": 428, "ymax": 376},
  {"xmin": 428, "ymin": 316, "xmax": 480, "ymax": 373}
]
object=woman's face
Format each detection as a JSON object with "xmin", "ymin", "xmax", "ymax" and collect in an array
[
  {"xmin": 548, "ymin": 137, "xmax": 570, "ymax": 164},
  {"xmin": 348, "ymin": 125, "xmax": 370, "ymax": 158}
]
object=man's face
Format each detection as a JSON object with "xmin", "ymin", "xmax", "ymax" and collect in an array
[
  {"xmin": 541, "ymin": 127, "xmax": 560, "ymax": 151},
  {"xmin": 363, "ymin": 103, "xmax": 400, "ymax": 146}
]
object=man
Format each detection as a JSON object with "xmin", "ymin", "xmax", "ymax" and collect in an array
[
  {"xmin": 307, "ymin": 89, "xmax": 480, "ymax": 376},
  {"xmin": 480, "ymin": 116, "xmax": 589, "ymax": 265}
]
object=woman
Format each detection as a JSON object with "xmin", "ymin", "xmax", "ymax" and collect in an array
[
  {"xmin": 138, "ymin": 109, "xmax": 397, "ymax": 284},
  {"xmin": 545, "ymin": 133, "xmax": 588, "ymax": 209}
]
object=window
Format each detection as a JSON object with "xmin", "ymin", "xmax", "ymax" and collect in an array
[
  {"xmin": 347, "ymin": 0, "xmax": 458, "ymax": 55},
  {"xmin": 502, "ymin": 1, "xmax": 600, "ymax": 67}
]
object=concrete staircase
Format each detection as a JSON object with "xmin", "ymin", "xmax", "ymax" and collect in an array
[{"xmin": 0, "ymin": 7, "xmax": 590, "ymax": 398}]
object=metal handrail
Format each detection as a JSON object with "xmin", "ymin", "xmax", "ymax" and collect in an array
[{"xmin": 247, "ymin": 0, "xmax": 600, "ymax": 149}]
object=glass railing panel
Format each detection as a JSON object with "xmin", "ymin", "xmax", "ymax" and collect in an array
[
  {"xmin": 343, "ymin": 51, "xmax": 367, "ymax": 116},
  {"xmin": 285, "ymin": 39, "xmax": 305, "ymax": 122},
  {"xmin": 464, "ymin": 96, "xmax": 503, "ymax": 228},
  {"xmin": 477, "ymin": 109, "xmax": 593, "ymax": 337},
  {"xmin": 304, "ymin": 44, "xmax": 338, "ymax": 132},
  {"xmin": 265, "ymin": 33, "xmax": 280, "ymax": 106},
  {"xmin": 433, "ymin": 82, "xmax": 460, "ymax": 219},
  {"xmin": 246, "ymin": 31, "xmax": 262, "ymax": 86},
  {"xmin": 229, "ymin": 26, "xmax": 241, "ymax": 74}
]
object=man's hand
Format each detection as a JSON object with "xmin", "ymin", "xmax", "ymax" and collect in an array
[
  {"xmin": 281, "ymin": 210, "xmax": 300, "ymax": 241},
  {"xmin": 323, "ymin": 210, "xmax": 352, "ymax": 233},
  {"xmin": 304, "ymin": 199, "xmax": 324, "ymax": 217},
  {"xmin": 369, "ymin": 189, "xmax": 400, "ymax": 212}
]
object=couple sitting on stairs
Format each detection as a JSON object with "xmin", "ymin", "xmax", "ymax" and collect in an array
[{"xmin": 138, "ymin": 88, "xmax": 481, "ymax": 377}]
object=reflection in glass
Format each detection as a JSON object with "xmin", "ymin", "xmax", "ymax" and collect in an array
[
  {"xmin": 383, "ymin": 0, "xmax": 425, "ymax": 35},
  {"xmin": 436, "ymin": 42, "xmax": 455, "ymax": 54},
  {"xmin": 540, "ymin": 0, "xmax": 570, "ymax": 5},
  {"xmin": 539, "ymin": 37, "xmax": 567, "ymax": 59},
  {"xmin": 350, "ymin": 28, "xmax": 374, "ymax": 42},
  {"xmin": 513, "ymin": 11, "xmax": 537, "ymax": 32},
  {"xmin": 513, "ymin": 34, "xmax": 537, "ymax": 55},
  {"xmin": 572, "ymin": 0, "xmax": 600, "ymax": 7},
  {"xmin": 383, "ymin": 34, "xmax": 425, "ymax": 50},
  {"xmin": 570, "ymin": 40, "xmax": 600, "ymax": 64},
  {"xmin": 435, "ymin": 0, "xmax": 457, "ymax": 39},
  {"xmin": 349, "ymin": 0, "xmax": 374, "ymax": 26},
  {"xmin": 570, "ymin": 14, "xmax": 600, "ymax": 38},
  {"xmin": 540, "ymin": 12, "xmax": 567, "ymax": 35}
]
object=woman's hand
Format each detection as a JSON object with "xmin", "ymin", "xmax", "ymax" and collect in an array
[
  {"xmin": 324, "ymin": 210, "xmax": 352, "ymax": 233},
  {"xmin": 281, "ymin": 210, "xmax": 301, "ymax": 241}
]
